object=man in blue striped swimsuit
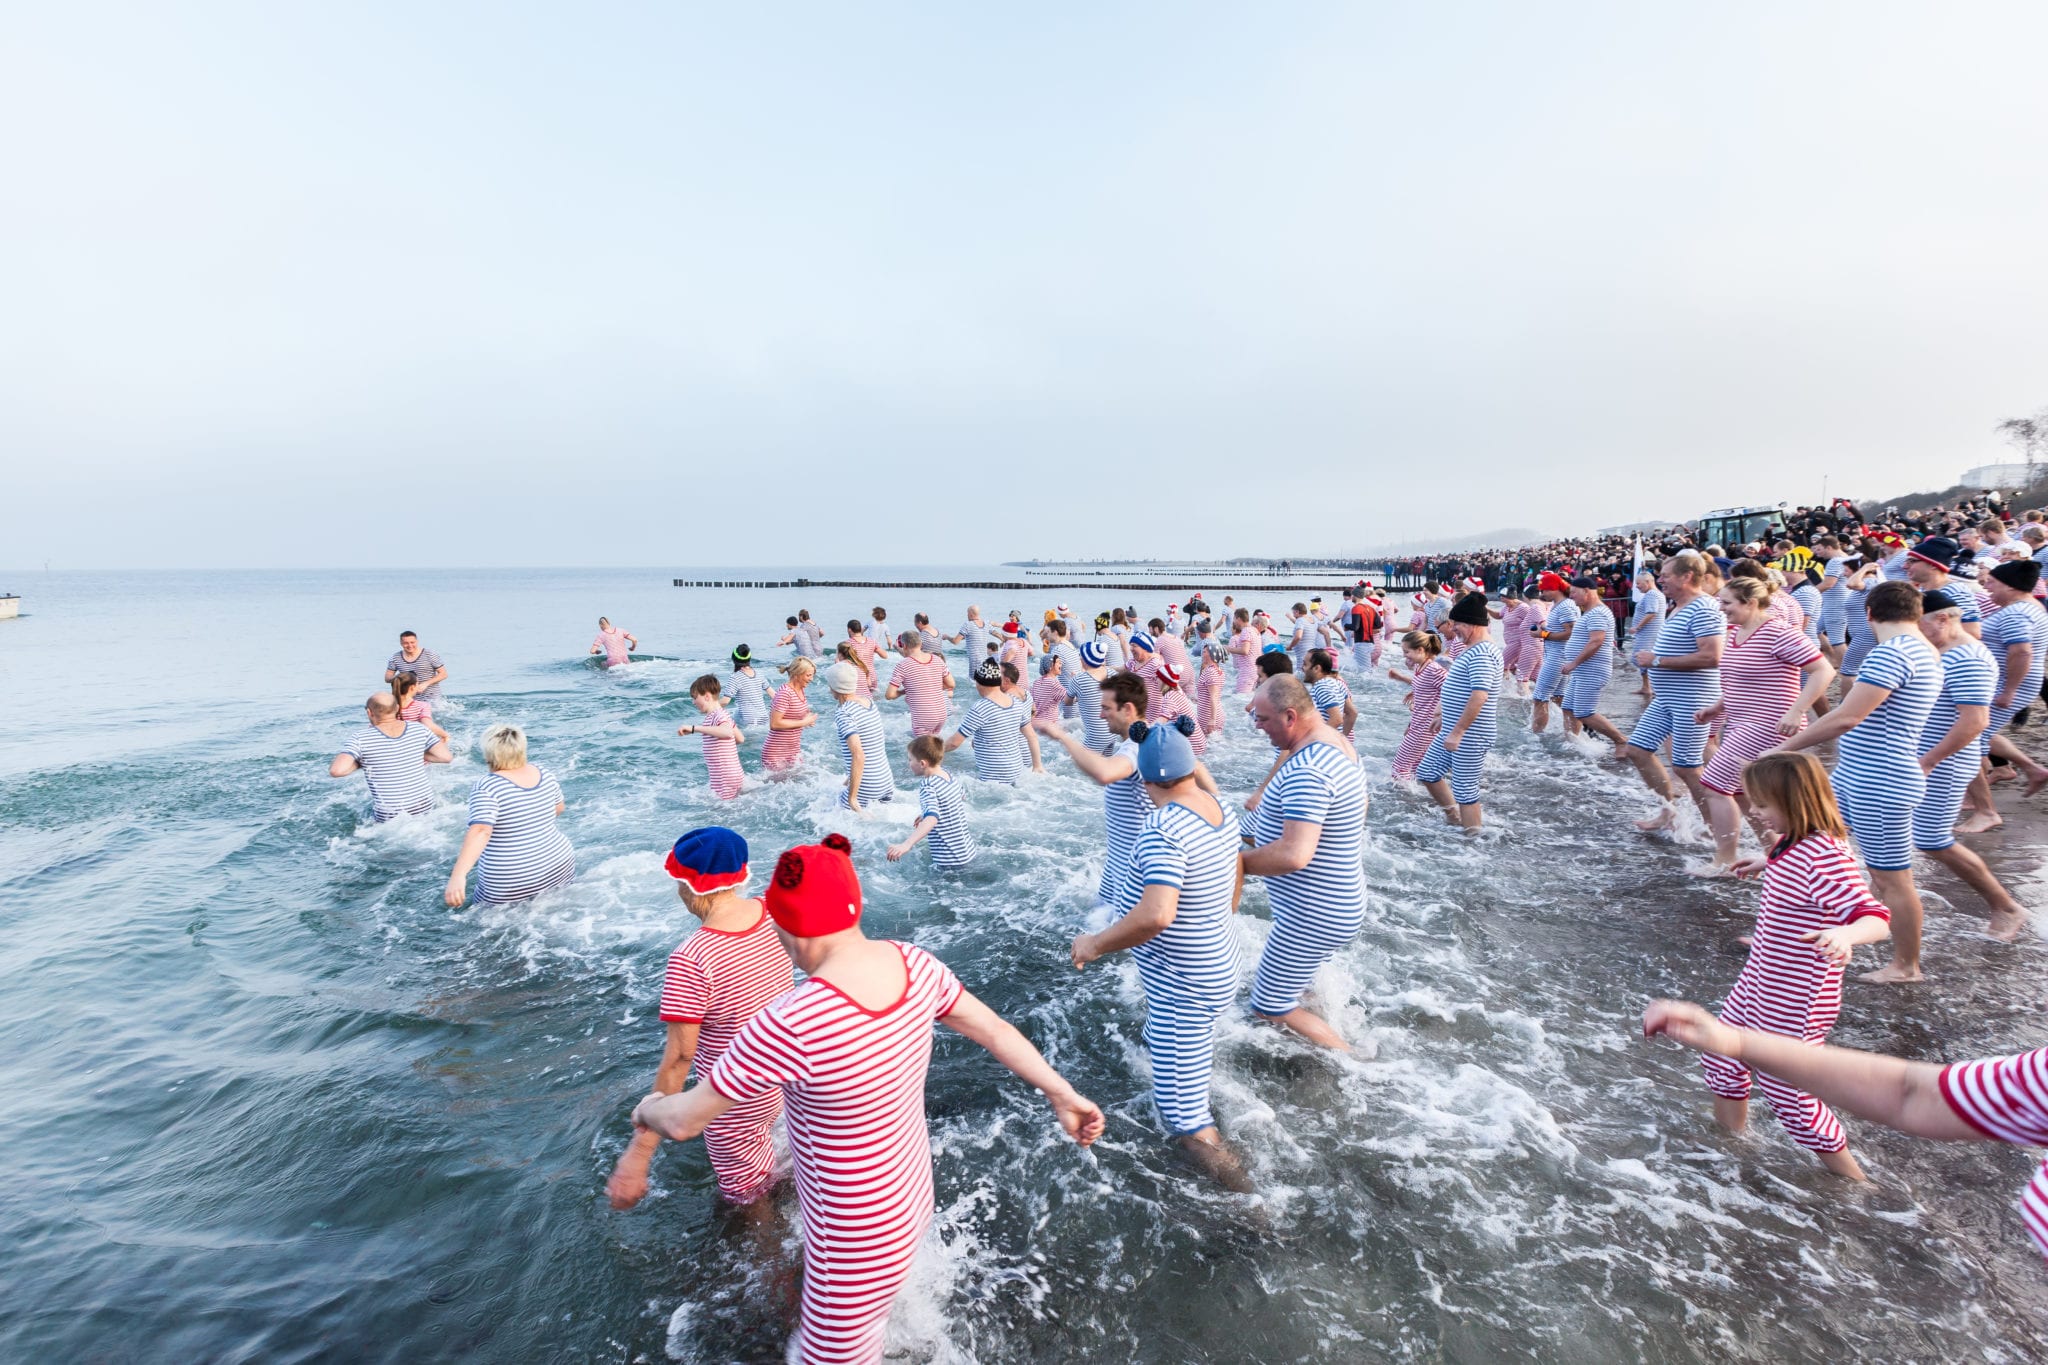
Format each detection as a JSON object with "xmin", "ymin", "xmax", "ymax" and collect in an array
[
  {"xmin": 1417, "ymin": 592, "xmax": 1504, "ymax": 830},
  {"xmin": 1625, "ymin": 551, "xmax": 1724, "ymax": 833},
  {"xmin": 1530, "ymin": 572, "xmax": 1578, "ymax": 736},
  {"xmin": 1242, "ymin": 674, "xmax": 1365, "ymax": 1051}
]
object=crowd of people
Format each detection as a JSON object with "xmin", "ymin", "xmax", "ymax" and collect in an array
[{"xmin": 326, "ymin": 541, "xmax": 2048, "ymax": 1359}]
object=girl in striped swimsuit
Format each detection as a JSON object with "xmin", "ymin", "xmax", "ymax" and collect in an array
[
  {"xmin": 1388, "ymin": 630, "xmax": 1447, "ymax": 782},
  {"xmin": 1197, "ymin": 640, "xmax": 1228, "ymax": 735},
  {"xmin": 389, "ymin": 670, "xmax": 450, "ymax": 745},
  {"xmin": 632, "ymin": 836, "xmax": 1103, "ymax": 1365},
  {"xmin": 727, "ymin": 647, "xmax": 769, "ymax": 730},
  {"xmin": 838, "ymin": 636, "xmax": 878, "ymax": 700},
  {"xmin": 608, "ymin": 827, "xmax": 793, "ymax": 1211},
  {"xmin": 824, "ymin": 662, "xmax": 896, "ymax": 812},
  {"xmin": 1692, "ymin": 752, "xmax": 1890, "ymax": 1180},
  {"xmin": 680, "ymin": 675, "xmax": 746, "ymax": 801},
  {"xmin": 884, "ymin": 631, "xmax": 953, "ymax": 737},
  {"xmin": 1029, "ymin": 654, "xmax": 1068, "ymax": 726},
  {"xmin": 762, "ymin": 658, "xmax": 817, "ymax": 771}
]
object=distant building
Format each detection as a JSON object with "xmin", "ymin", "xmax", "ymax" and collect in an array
[{"xmin": 1961, "ymin": 462, "xmax": 2033, "ymax": 490}]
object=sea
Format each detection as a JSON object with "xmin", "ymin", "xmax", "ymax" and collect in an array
[{"xmin": 3, "ymin": 566, "xmax": 2047, "ymax": 1363}]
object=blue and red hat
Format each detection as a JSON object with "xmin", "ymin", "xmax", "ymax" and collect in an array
[{"xmin": 665, "ymin": 826, "xmax": 750, "ymax": 894}]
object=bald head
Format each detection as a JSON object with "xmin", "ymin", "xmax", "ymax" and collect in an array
[{"xmin": 366, "ymin": 692, "xmax": 398, "ymax": 719}]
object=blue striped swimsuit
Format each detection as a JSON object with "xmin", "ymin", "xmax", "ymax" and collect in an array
[
  {"xmin": 1064, "ymin": 668, "xmax": 1110, "ymax": 752},
  {"xmin": 1981, "ymin": 600, "xmax": 2048, "ymax": 734},
  {"xmin": 916, "ymin": 773, "xmax": 978, "ymax": 868},
  {"xmin": 345, "ymin": 721, "xmax": 438, "ymax": 820},
  {"xmin": 835, "ymin": 699, "xmax": 897, "ymax": 807},
  {"xmin": 728, "ymin": 669, "xmax": 769, "ymax": 728},
  {"xmin": 1536, "ymin": 599, "xmax": 1580, "ymax": 700},
  {"xmin": 1630, "ymin": 588, "xmax": 1666, "ymax": 674},
  {"xmin": 1841, "ymin": 587, "xmax": 1875, "ymax": 677},
  {"xmin": 466, "ymin": 767, "xmax": 574, "ymax": 904},
  {"xmin": 1818, "ymin": 557, "xmax": 1850, "ymax": 643},
  {"xmin": 1563, "ymin": 603, "xmax": 1614, "ymax": 717},
  {"xmin": 1121, "ymin": 801, "xmax": 1245, "ymax": 1135},
  {"xmin": 1790, "ymin": 583, "xmax": 1823, "ymax": 644},
  {"xmin": 1416, "ymin": 640, "xmax": 1504, "ymax": 805},
  {"xmin": 957, "ymin": 695, "xmax": 1031, "ymax": 783},
  {"xmin": 1913, "ymin": 639, "xmax": 1997, "ymax": 852},
  {"xmin": 1309, "ymin": 675, "xmax": 1351, "ymax": 723},
  {"xmin": 1098, "ymin": 739, "xmax": 1149, "ymax": 908},
  {"xmin": 1831, "ymin": 634, "xmax": 1940, "ymax": 871},
  {"xmin": 1249, "ymin": 742, "xmax": 1367, "ymax": 1015},
  {"xmin": 1053, "ymin": 640, "xmax": 1085, "ymax": 718},
  {"xmin": 1627, "ymin": 596, "xmax": 1725, "ymax": 768}
]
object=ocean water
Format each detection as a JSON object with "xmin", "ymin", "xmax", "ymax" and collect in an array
[{"xmin": 4, "ymin": 567, "xmax": 2048, "ymax": 1363}]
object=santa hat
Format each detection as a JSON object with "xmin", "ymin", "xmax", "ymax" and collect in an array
[
  {"xmin": 1156, "ymin": 658, "xmax": 1183, "ymax": 687},
  {"xmin": 665, "ymin": 827, "xmax": 751, "ymax": 894},
  {"xmin": 765, "ymin": 834, "xmax": 862, "ymax": 937}
]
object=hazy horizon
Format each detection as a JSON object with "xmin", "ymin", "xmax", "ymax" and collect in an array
[{"xmin": 6, "ymin": 5, "xmax": 2046, "ymax": 571}]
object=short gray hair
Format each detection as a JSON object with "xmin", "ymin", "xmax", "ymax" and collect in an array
[
  {"xmin": 481, "ymin": 723, "xmax": 527, "ymax": 771},
  {"xmin": 1258, "ymin": 673, "xmax": 1314, "ymax": 718}
]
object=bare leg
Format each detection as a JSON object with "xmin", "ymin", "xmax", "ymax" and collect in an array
[
  {"xmin": 1713, "ymin": 1095, "xmax": 1748, "ymax": 1133},
  {"xmin": 1564, "ymin": 712, "xmax": 1583, "ymax": 737},
  {"xmin": 1672, "ymin": 765, "xmax": 1715, "ymax": 826},
  {"xmin": 1956, "ymin": 762, "xmax": 2004, "ymax": 833},
  {"xmin": 1253, "ymin": 1005, "xmax": 1350, "ymax": 1051},
  {"xmin": 1583, "ymin": 712, "xmax": 1629, "ymax": 752},
  {"xmin": 1817, "ymin": 1148, "xmax": 1867, "ymax": 1181},
  {"xmin": 1925, "ymin": 843, "xmax": 2029, "ymax": 941},
  {"xmin": 1627, "ymin": 745, "xmax": 1678, "ymax": 829},
  {"xmin": 1531, "ymin": 699, "xmax": 1551, "ymax": 735},
  {"xmin": 1989, "ymin": 733, "xmax": 2048, "ymax": 795},
  {"xmin": 1860, "ymin": 866, "xmax": 1926, "ymax": 983},
  {"xmin": 1178, "ymin": 1129, "xmax": 1253, "ymax": 1192},
  {"xmin": 1422, "ymin": 777, "xmax": 1459, "ymax": 825},
  {"xmin": 1691, "ymin": 790, "xmax": 1742, "ymax": 873}
]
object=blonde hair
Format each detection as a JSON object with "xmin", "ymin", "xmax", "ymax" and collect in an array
[
  {"xmin": 1400, "ymin": 629, "xmax": 1442, "ymax": 658},
  {"xmin": 1720, "ymin": 577, "xmax": 1772, "ymax": 609},
  {"xmin": 481, "ymin": 723, "xmax": 528, "ymax": 771},
  {"xmin": 1743, "ymin": 751, "xmax": 1848, "ymax": 851},
  {"xmin": 788, "ymin": 657, "xmax": 816, "ymax": 682}
]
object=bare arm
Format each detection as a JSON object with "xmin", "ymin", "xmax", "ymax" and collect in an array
[
  {"xmin": 1642, "ymin": 1000, "xmax": 1978, "ymax": 1140},
  {"xmin": 1444, "ymin": 690, "xmax": 1488, "ymax": 747},
  {"xmin": 940, "ymin": 991, "xmax": 1104, "ymax": 1146},
  {"xmin": 631, "ymin": 1078, "xmax": 739, "ymax": 1143},
  {"xmin": 445, "ymin": 824, "xmax": 493, "ymax": 907},
  {"xmin": 1996, "ymin": 643, "xmax": 2034, "ymax": 708},
  {"xmin": 425, "ymin": 739, "xmax": 454, "ymax": 764},
  {"xmin": 1774, "ymin": 679, "xmax": 1887, "ymax": 753},
  {"xmin": 607, "ymin": 1021, "xmax": 702, "ymax": 1208},
  {"xmin": 329, "ymin": 753, "xmax": 360, "ymax": 777},
  {"xmin": 1072, "ymin": 884, "xmax": 1178, "ymax": 966},
  {"xmin": 1656, "ymin": 635, "xmax": 1724, "ymax": 671},
  {"xmin": 1920, "ymin": 703, "xmax": 1989, "ymax": 770},
  {"xmin": 1785, "ymin": 655, "xmax": 1836, "ymax": 731},
  {"xmin": 888, "ymin": 815, "xmax": 937, "ymax": 861},
  {"xmin": 1033, "ymin": 718, "xmax": 1134, "ymax": 785},
  {"xmin": 1566, "ymin": 629, "xmax": 1608, "ymax": 671},
  {"xmin": 845, "ymin": 733, "xmax": 867, "ymax": 812},
  {"xmin": 1241, "ymin": 819, "xmax": 1321, "ymax": 877}
]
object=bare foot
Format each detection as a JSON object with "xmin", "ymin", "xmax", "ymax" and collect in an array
[
  {"xmin": 1735, "ymin": 934, "xmax": 1753, "ymax": 948},
  {"xmin": 1989, "ymin": 766, "xmax": 2018, "ymax": 784},
  {"xmin": 1988, "ymin": 908, "xmax": 2028, "ymax": 942},
  {"xmin": 1687, "ymin": 861, "xmax": 1736, "ymax": 879},
  {"xmin": 1817, "ymin": 1148, "xmax": 1867, "ymax": 1181},
  {"xmin": 1859, "ymin": 962, "xmax": 1925, "ymax": 984},
  {"xmin": 2027, "ymin": 769, "xmax": 2048, "ymax": 798},
  {"xmin": 1635, "ymin": 806, "xmax": 1675, "ymax": 833},
  {"xmin": 1955, "ymin": 811, "xmax": 2003, "ymax": 835}
]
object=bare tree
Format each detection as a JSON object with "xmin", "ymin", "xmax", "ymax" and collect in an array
[{"xmin": 1999, "ymin": 406, "xmax": 2048, "ymax": 486}]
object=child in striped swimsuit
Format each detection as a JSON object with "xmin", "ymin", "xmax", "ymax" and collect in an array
[
  {"xmin": 1388, "ymin": 630, "xmax": 1447, "ymax": 782},
  {"xmin": 727, "ymin": 648, "xmax": 769, "ymax": 729},
  {"xmin": 1692, "ymin": 752, "xmax": 1890, "ymax": 1180},
  {"xmin": 607, "ymin": 827, "xmax": 793, "ymax": 1210},
  {"xmin": 1196, "ymin": 640, "xmax": 1228, "ymax": 735},
  {"xmin": 888, "ymin": 735, "xmax": 979, "ymax": 869},
  {"xmin": 679, "ymin": 675, "xmax": 746, "ymax": 801}
]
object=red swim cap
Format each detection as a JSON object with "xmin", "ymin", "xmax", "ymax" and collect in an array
[{"xmin": 765, "ymin": 833, "xmax": 863, "ymax": 937}]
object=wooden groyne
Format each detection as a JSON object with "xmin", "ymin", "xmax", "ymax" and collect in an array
[{"xmin": 674, "ymin": 575, "xmax": 1435, "ymax": 592}]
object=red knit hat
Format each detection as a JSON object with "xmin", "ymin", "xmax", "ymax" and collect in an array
[
  {"xmin": 765, "ymin": 833, "xmax": 863, "ymax": 937},
  {"xmin": 1537, "ymin": 571, "xmax": 1568, "ymax": 593}
]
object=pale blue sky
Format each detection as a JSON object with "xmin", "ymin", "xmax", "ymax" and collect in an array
[{"xmin": 5, "ymin": 3, "xmax": 2046, "ymax": 568}]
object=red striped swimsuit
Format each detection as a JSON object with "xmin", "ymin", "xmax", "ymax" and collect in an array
[
  {"xmin": 891, "ymin": 652, "xmax": 950, "ymax": 736},
  {"xmin": 709, "ymin": 943, "xmax": 965, "ymax": 1365},
  {"xmin": 1392, "ymin": 658, "xmax": 1446, "ymax": 780},
  {"xmin": 1196, "ymin": 659, "xmax": 1226, "ymax": 733},
  {"xmin": 846, "ymin": 638, "xmax": 880, "ymax": 698},
  {"xmin": 1699, "ymin": 619, "xmax": 1821, "ymax": 796},
  {"xmin": 764, "ymin": 684, "xmax": 810, "ymax": 770},
  {"xmin": 1230, "ymin": 631, "xmax": 1260, "ymax": 692},
  {"xmin": 658, "ymin": 908, "xmax": 795, "ymax": 1200},
  {"xmin": 1030, "ymin": 673, "xmax": 1067, "ymax": 724},
  {"xmin": 698, "ymin": 706, "xmax": 744, "ymax": 800},
  {"xmin": 1154, "ymin": 687, "xmax": 1207, "ymax": 756}
]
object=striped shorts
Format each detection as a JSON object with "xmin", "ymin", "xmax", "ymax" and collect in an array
[
  {"xmin": 1700, "ymin": 721, "xmax": 1783, "ymax": 796},
  {"xmin": 1699, "ymin": 1012, "xmax": 1846, "ymax": 1153},
  {"xmin": 1535, "ymin": 646, "xmax": 1568, "ymax": 700},
  {"xmin": 1250, "ymin": 901, "xmax": 1365, "ymax": 1015},
  {"xmin": 1910, "ymin": 753, "xmax": 1976, "ymax": 852},
  {"xmin": 1831, "ymin": 765, "xmax": 1920, "ymax": 872},
  {"xmin": 1563, "ymin": 664, "xmax": 1610, "ymax": 718},
  {"xmin": 1416, "ymin": 727, "xmax": 1492, "ymax": 806},
  {"xmin": 1391, "ymin": 717, "xmax": 1437, "ymax": 781},
  {"xmin": 1628, "ymin": 682, "xmax": 1717, "ymax": 768},
  {"xmin": 1140, "ymin": 979, "xmax": 1229, "ymax": 1136}
]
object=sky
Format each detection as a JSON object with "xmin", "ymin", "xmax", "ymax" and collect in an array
[{"xmin": 4, "ymin": 3, "xmax": 2047, "ymax": 569}]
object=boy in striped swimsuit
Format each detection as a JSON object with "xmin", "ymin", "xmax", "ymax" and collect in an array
[
  {"xmin": 608, "ymin": 828, "xmax": 793, "ymax": 1211},
  {"xmin": 1304, "ymin": 649, "xmax": 1356, "ymax": 739},
  {"xmin": 888, "ymin": 736, "xmax": 979, "ymax": 870},
  {"xmin": 679, "ymin": 675, "xmax": 746, "ymax": 801},
  {"xmin": 1029, "ymin": 654, "xmax": 1068, "ymax": 726},
  {"xmin": 1243, "ymin": 674, "xmax": 1365, "ymax": 1051},
  {"xmin": 948, "ymin": 660, "xmax": 1041, "ymax": 783},
  {"xmin": 1071, "ymin": 717, "xmax": 1250, "ymax": 1189},
  {"xmin": 631, "ymin": 835, "xmax": 1103, "ymax": 1365}
]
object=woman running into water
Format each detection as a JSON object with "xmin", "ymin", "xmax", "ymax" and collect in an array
[
  {"xmin": 590, "ymin": 616, "xmax": 638, "ymax": 667},
  {"xmin": 1388, "ymin": 629, "xmax": 1446, "ymax": 782},
  {"xmin": 762, "ymin": 657, "xmax": 818, "ymax": 771},
  {"xmin": 446, "ymin": 724, "xmax": 575, "ymax": 907},
  {"xmin": 1230, "ymin": 609, "xmax": 1261, "ymax": 692}
]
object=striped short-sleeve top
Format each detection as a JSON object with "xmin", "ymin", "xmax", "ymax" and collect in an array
[
  {"xmin": 344, "ymin": 721, "xmax": 438, "ymax": 821},
  {"xmin": 1790, "ymin": 582, "xmax": 1823, "ymax": 638},
  {"xmin": 1631, "ymin": 588, "xmax": 1667, "ymax": 640},
  {"xmin": 1651, "ymin": 596, "xmax": 1726, "ymax": 682},
  {"xmin": 1838, "ymin": 634, "xmax": 1940, "ymax": 776},
  {"xmin": 916, "ymin": 773, "xmax": 978, "ymax": 868},
  {"xmin": 1543, "ymin": 599, "xmax": 1582, "ymax": 652},
  {"xmin": 1064, "ymin": 668, "xmax": 1109, "ymax": 751},
  {"xmin": 1438, "ymin": 640, "xmax": 1505, "ymax": 734},
  {"xmin": 386, "ymin": 648, "xmax": 446, "ymax": 699},
  {"xmin": 466, "ymin": 767, "xmax": 574, "ymax": 903},
  {"xmin": 957, "ymin": 620, "xmax": 990, "ymax": 662},
  {"xmin": 728, "ymin": 669, "xmax": 769, "ymax": 727},
  {"xmin": 1250, "ymin": 741, "xmax": 1367, "ymax": 925},
  {"xmin": 957, "ymin": 695, "xmax": 1031, "ymax": 783},
  {"xmin": 1030, "ymin": 673, "xmax": 1067, "ymax": 722},
  {"xmin": 658, "ymin": 910, "xmax": 796, "ymax": 1072},
  {"xmin": 1567, "ymin": 603, "xmax": 1613, "ymax": 659},
  {"xmin": 1121, "ymin": 801, "xmax": 1245, "ymax": 1008},
  {"xmin": 835, "ymin": 699, "xmax": 897, "ymax": 803},
  {"xmin": 1923, "ymin": 639, "xmax": 1997, "ymax": 758},
  {"xmin": 890, "ymin": 652, "xmax": 952, "ymax": 734},
  {"xmin": 1938, "ymin": 1047, "xmax": 2048, "ymax": 1258},
  {"xmin": 1309, "ymin": 675, "xmax": 1350, "ymax": 716},
  {"xmin": 1982, "ymin": 600, "xmax": 2048, "ymax": 696},
  {"xmin": 1721, "ymin": 619, "xmax": 1821, "ymax": 728},
  {"xmin": 697, "ymin": 705, "xmax": 744, "ymax": 795},
  {"xmin": 1100, "ymin": 738, "xmax": 1149, "ymax": 909},
  {"xmin": 793, "ymin": 623, "xmax": 823, "ymax": 658}
]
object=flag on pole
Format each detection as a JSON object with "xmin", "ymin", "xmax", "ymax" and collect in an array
[{"xmin": 1631, "ymin": 534, "xmax": 1644, "ymax": 604}]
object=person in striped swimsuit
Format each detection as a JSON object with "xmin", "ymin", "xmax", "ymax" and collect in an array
[
  {"xmin": 1126, "ymin": 631, "xmax": 1166, "ymax": 718},
  {"xmin": 1029, "ymin": 653, "xmax": 1068, "ymax": 727},
  {"xmin": 1063, "ymin": 640, "xmax": 1113, "ymax": 751},
  {"xmin": 727, "ymin": 647, "xmax": 770, "ymax": 730},
  {"xmin": 948, "ymin": 606, "xmax": 991, "ymax": 667},
  {"xmin": 1680, "ymin": 752, "xmax": 1890, "ymax": 1180},
  {"xmin": 823, "ymin": 662, "xmax": 896, "ymax": 813},
  {"xmin": 1243, "ymin": 674, "xmax": 1366, "ymax": 1051},
  {"xmin": 947, "ymin": 660, "xmax": 1040, "ymax": 783},
  {"xmin": 590, "ymin": 616, "xmax": 638, "ymax": 668},
  {"xmin": 679, "ymin": 675, "xmax": 747, "ymax": 801},
  {"xmin": 1691, "ymin": 578, "xmax": 1832, "ymax": 872},
  {"xmin": 843, "ymin": 620, "xmax": 886, "ymax": 697},
  {"xmin": 1417, "ymin": 593, "xmax": 1504, "ymax": 830},
  {"xmin": 609, "ymin": 827, "xmax": 793, "ymax": 1212},
  {"xmin": 1912, "ymin": 596, "xmax": 2027, "ymax": 939},
  {"xmin": 1625, "ymin": 552, "xmax": 1726, "ymax": 834},
  {"xmin": 1812, "ymin": 535, "xmax": 1850, "ymax": 666},
  {"xmin": 1772, "ymin": 580, "xmax": 1938, "ymax": 984},
  {"xmin": 1790, "ymin": 570, "xmax": 1824, "ymax": 649},
  {"xmin": 1071, "ymin": 717, "xmax": 1249, "ymax": 1188},
  {"xmin": 887, "ymin": 736, "xmax": 979, "ymax": 870},
  {"xmin": 446, "ymin": 724, "xmax": 575, "ymax": 906},
  {"xmin": 632, "ymin": 835, "xmax": 1104, "ymax": 1365},
  {"xmin": 1630, "ymin": 571, "xmax": 1666, "ymax": 698},
  {"xmin": 1530, "ymin": 572, "xmax": 1579, "ymax": 735},
  {"xmin": 1147, "ymin": 617, "xmax": 1193, "ymax": 683},
  {"xmin": 1388, "ymin": 630, "xmax": 1447, "ymax": 782},
  {"xmin": 1839, "ymin": 560, "xmax": 1881, "ymax": 681},
  {"xmin": 331, "ymin": 692, "xmax": 453, "ymax": 820},
  {"xmin": 911, "ymin": 612, "xmax": 944, "ymax": 656},
  {"xmin": 867, "ymin": 607, "xmax": 892, "ymax": 656},
  {"xmin": 1150, "ymin": 660, "xmax": 1207, "ymax": 756},
  {"xmin": 1045, "ymin": 617, "xmax": 1086, "ymax": 718},
  {"xmin": 763, "ymin": 657, "xmax": 818, "ymax": 771},
  {"xmin": 1975, "ymin": 559, "xmax": 2048, "ymax": 808},
  {"xmin": 1497, "ymin": 587, "xmax": 1527, "ymax": 694},
  {"xmin": 884, "ymin": 631, "xmax": 954, "ymax": 738},
  {"xmin": 778, "ymin": 612, "xmax": 823, "ymax": 664},
  {"xmin": 1229, "ymin": 610, "xmax": 1261, "ymax": 692},
  {"xmin": 1558, "ymin": 576, "xmax": 1621, "ymax": 743},
  {"xmin": 1196, "ymin": 639, "xmax": 1228, "ymax": 736},
  {"xmin": 1303, "ymin": 649, "xmax": 1356, "ymax": 740},
  {"xmin": 1101, "ymin": 611, "xmax": 1129, "ymax": 670},
  {"xmin": 998, "ymin": 622, "xmax": 1031, "ymax": 677},
  {"xmin": 388, "ymin": 671, "xmax": 451, "ymax": 745}
]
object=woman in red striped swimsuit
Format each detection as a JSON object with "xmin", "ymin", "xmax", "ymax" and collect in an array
[
  {"xmin": 631, "ymin": 836, "xmax": 1104, "ymax": 1365},
  {"xmin": 763, "ymin": 658, "xmax": 818, "ymax": 772}
]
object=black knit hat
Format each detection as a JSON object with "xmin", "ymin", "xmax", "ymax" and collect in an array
[
  {"xmin": 1991, "ymin": 559, "xmax": 2042, "ymax": 592},
  {"xmin": 1448, "ymin": 592, "xmax": 1491, "ymax": 626}
]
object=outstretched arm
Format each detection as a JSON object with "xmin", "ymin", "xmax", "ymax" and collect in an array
[
  {"xmin": 941, "ymin": 991, "xmax": 1104, "ymax": 1146},
  {"xmin": 631, "ymin": 1078, "xmax": 739, "ymax": 1143}
]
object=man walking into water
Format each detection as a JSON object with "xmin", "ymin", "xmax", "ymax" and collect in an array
[
  {"xmin": 1625, "ymin": 551, "xmax": 1724, "ymax": 833},
  {"xmin": 385, "ymin": 631, "xmax": 447, "ymax": 701},
  {"xmin": 331, "ymin": 692, "xmax": 453, "ymax": 820}
]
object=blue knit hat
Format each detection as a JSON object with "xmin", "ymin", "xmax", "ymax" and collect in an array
[
  {"xmin": 1129, "ymin": 631, "xmax": 1157, "ymax": 653},
  {"xmin": 1129, "ymin": 715, "xmax": 1198, "ymax": 783},
  {"xmin": 665, "ymin": 826, "xmax": 750, "ymax": 894},
  {"xmin": 1079, "ymin": 640, "xmax": 1107, "ymax": 667}
]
